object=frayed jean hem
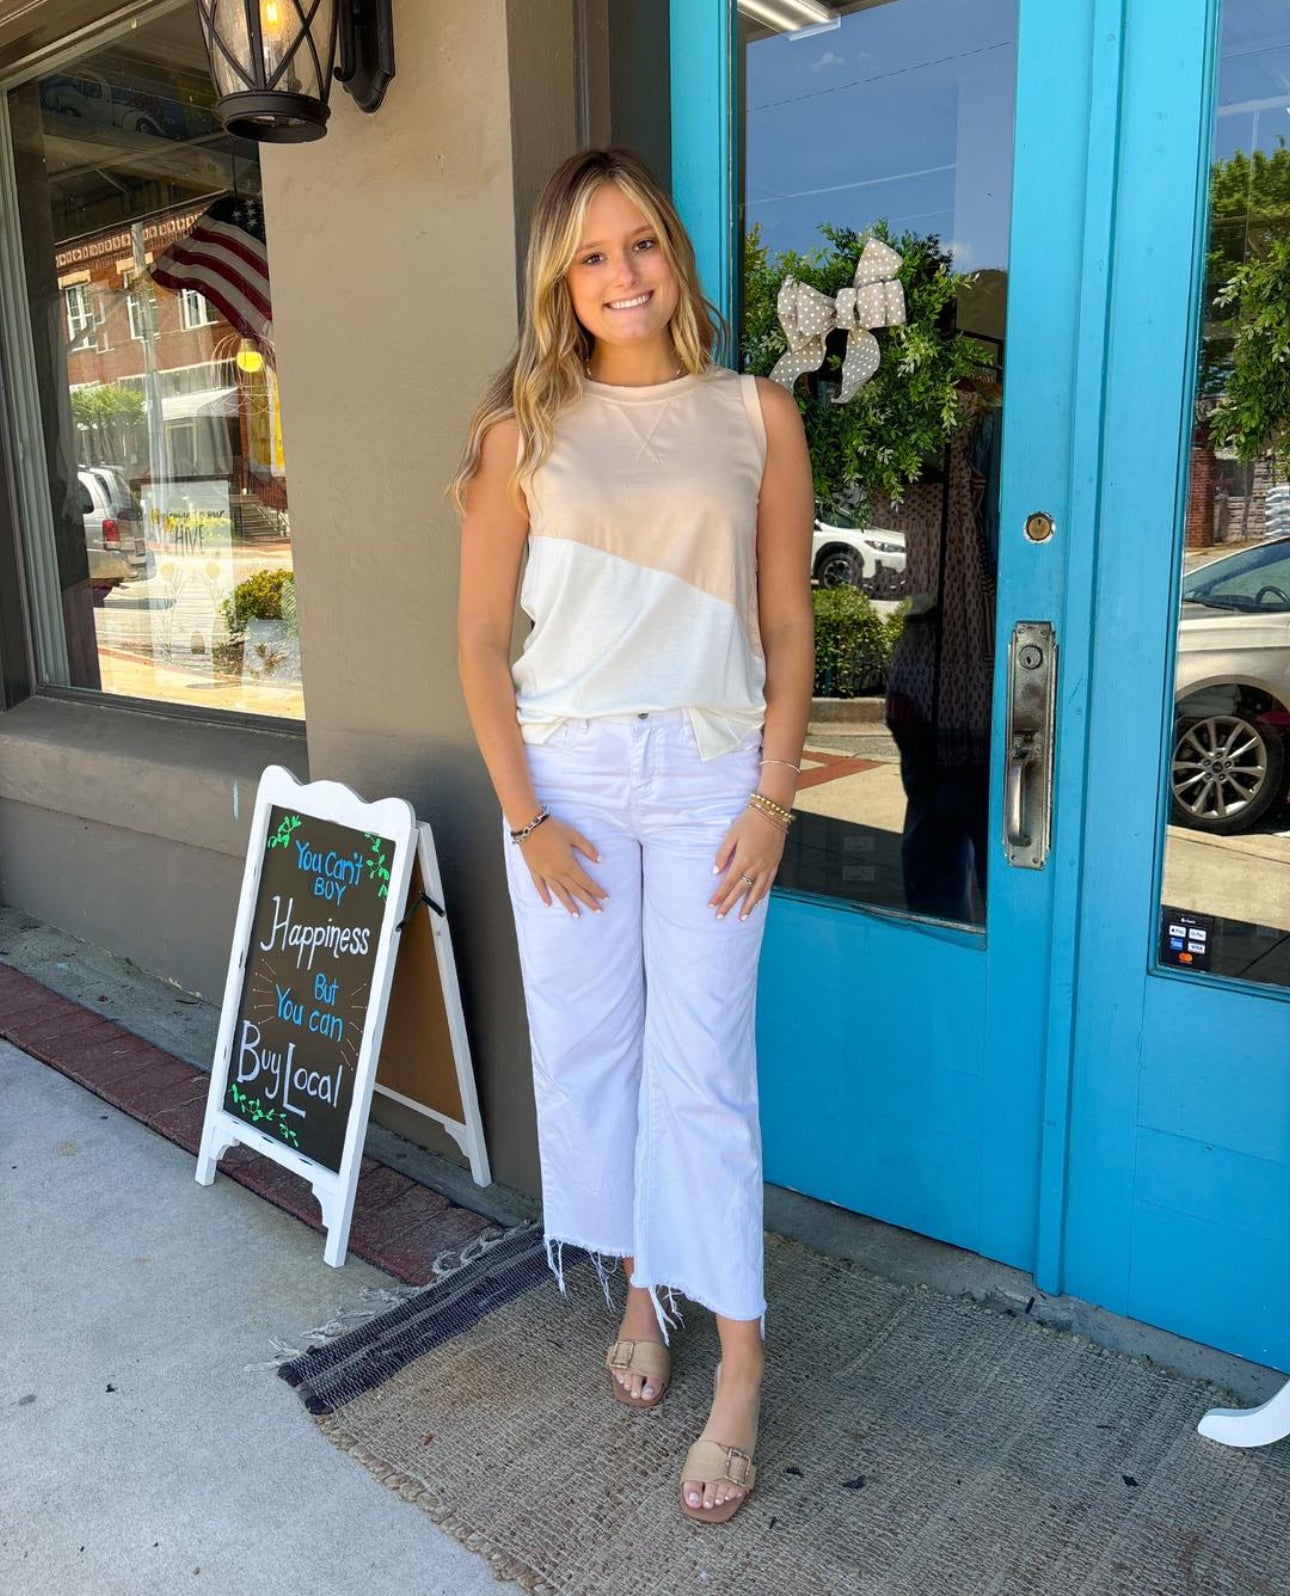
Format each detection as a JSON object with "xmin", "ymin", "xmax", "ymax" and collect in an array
[{"xmin": 541, "ymin": 1232, "xmax": 766, "ymax": 1346}]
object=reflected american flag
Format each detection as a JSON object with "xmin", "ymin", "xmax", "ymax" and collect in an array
[{"xmin": 148, "ymin": 194, "xmax": 272, "ymax": 352}]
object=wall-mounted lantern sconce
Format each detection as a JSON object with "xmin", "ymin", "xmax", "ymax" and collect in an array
[{"xmin": 195, "ymin": 0, "xmax": 394, "ymax": 144}]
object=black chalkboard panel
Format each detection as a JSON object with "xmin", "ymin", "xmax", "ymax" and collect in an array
[{"xmin": 223, "ymin": 804, "xmax": 395, "ymax": 1173}]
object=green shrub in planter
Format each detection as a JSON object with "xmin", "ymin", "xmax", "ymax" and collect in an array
[
  {"xmin": 813, "ymin": 586, "xmax": 890, "ymax": 697},
  {"xmin": 220, "ymin": 568, "xmax": 295, "ymax": 639}
]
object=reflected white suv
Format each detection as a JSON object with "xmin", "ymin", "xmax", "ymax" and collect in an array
[
  {"xmin": 1172, "ymin": 536, "xmax": 1290, "ymax": 833},
  {"xmin": 812, "ymin": 510, "xmax": 906, "ymax": 599}
]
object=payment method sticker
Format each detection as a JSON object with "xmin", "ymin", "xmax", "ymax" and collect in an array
[{"xmin": 1159, "ymin": 906, "xmax": 1216, "ymax": 972}]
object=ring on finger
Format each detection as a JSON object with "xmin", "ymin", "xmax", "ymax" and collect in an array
[{"xmin": 740, "ymin": 873, "xmax": 755, "ymax": 888}]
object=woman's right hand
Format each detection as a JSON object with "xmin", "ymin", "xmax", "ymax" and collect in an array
[{"xmin": 519, "ymin": 816, "xmax": 609, "ymax": 916}]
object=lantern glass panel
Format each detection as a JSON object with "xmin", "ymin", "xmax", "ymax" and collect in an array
[
  {"xmin": 206, "ymin": 1, "xmax": 253, "ymax": 96},
  {"xmin": 203, "ymin": 0, "xmax": 337, "ymax": 102},
  {"xmin": 261, "ymin": 0, "xmax": 336, "ymax": 99}
]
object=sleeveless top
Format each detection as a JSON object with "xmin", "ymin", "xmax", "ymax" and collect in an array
[{"xmin": 513, "ymin": 365, "xmax": 768, "ymax": 760}]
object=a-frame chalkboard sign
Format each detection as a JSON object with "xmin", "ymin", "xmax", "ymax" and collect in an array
[{"xmin": 196, "ymin": 765, "xmax": 418, "ymax": 1266}]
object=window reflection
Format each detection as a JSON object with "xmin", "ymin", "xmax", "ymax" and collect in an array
[
  {"xmin": 738, "ymin": 0, "xmax": 1016, "ymax": 924},
  {"xmin": 11, "ymin": 9, "xmax": 299, "ymax": 720},
  {"xmin": 1158, "ymin": 0, "xmax": 1290, "ymax": 989}
]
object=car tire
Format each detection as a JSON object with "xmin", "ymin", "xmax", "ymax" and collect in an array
[
  {"xmin": 814, "ymin": 546, "xmax": 866, "ymax": 590},
  {"xmin": 1169, "ymin": 709, "xmax": 1287, "ymax": 835}
]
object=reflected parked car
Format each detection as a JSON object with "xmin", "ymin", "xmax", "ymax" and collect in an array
[
  {"xmin": 40, "ymin": 70, "xmax": 201, "ymax": 140},
  {"xmin": 80, "ymin": 466, "xmax": 151, "ymax": 605},
  {"xmin": 812, "ymin": 508, "xmax": 906, "ymax": 598},
  {"xmin": 1172, "ymin": 536, "xmax": 1290, "ymax": 834}
]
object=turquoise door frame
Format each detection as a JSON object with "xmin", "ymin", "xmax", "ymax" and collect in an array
[{"xmin": 670, "ymin": 0, "xmax": 1287, "ymax": 1370}]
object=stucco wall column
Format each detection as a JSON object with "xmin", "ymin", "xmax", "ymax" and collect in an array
[{"xmin": 260, "ymin": 1, "xmax": 579, "ymax": 1194}]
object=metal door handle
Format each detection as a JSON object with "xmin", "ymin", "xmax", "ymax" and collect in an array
[
  {"xmin": 1003, "ymin": 623, "xmax": 1057, "ymax": 869},
  {"xmin": 1006, "ymin": 737, "xmax": 1036, "ymax": 847}
]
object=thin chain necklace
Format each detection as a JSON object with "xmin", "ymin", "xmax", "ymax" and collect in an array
[{"xmin": 584, "ymin": 360, "xmax": 685, "ymax": 384}]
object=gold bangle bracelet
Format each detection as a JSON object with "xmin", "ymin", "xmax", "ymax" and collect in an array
[
  {"xmin": 747, "ymin": 795, "xmax": 792, "ymax": 831},
  {"xmin": 750, "ymin": 791, "xmax": 793, "ymax": 819},
  {"xmin": 750, "ymin": 795, "xmax": 792, "ymax": 817},
  {"xmin": 747, "ymin": 803, "xmax": 789, "ymax": 833}
]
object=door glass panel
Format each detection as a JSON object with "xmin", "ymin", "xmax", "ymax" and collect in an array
[
  {"xmin": 737, "ymin": 0, "xmax": 1017, "ymax": 927},
  {"xmin": 1156, "ymin": 0, "xmax": 1290, "ymax": 990}
]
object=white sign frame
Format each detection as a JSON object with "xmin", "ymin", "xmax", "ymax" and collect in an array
[
  {"xmin": 373, "ymin": 822, "xmax": 491, "ymax": 1188},
  {"xmin": 196, "ymin": 764, "xmax": 417, "ymax": 1266}
]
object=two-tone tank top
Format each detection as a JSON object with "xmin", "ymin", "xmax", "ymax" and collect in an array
[{"xmin": 513, "ymin": 364, "xmax": 768, "ymax": 760}]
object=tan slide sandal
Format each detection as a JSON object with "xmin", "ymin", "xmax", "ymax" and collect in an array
[
  {"xmin": 605, "ymin": 1338, "xmax": 670, "ymax": 1410},
  {"xmin": 678, "ymin": 1364, "xmax": 760, "ymax": 1524}
]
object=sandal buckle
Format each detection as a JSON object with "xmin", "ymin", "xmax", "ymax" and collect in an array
[
  {"xmin": 607, "ymin": 1341, "xmax": 634, "ymax": 1370},
  {"xmin": 724, "ymin": 1448, "xmax": 752, "ymax": 1487}
]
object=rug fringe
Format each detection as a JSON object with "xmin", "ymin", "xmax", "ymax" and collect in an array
[{"xmin": 245, "ymin": 1220, "xmax": 537, "ymax": 1372}]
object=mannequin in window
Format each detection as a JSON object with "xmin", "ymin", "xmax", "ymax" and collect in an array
[{"xmin": 885, "ymin": 376, "xmax": 1001, "ymax": 925}]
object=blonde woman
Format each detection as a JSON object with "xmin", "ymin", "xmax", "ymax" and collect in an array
[{"xmin": 454, "ymin": 148, "xmax": 813, "ymax": 1524}]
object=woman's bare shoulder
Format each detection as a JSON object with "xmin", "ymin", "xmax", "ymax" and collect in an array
[
  {"xmin": 478, "ymin": 414, "xmax": 521, "ymax": 467},
  {"xmin": 751, "ymin": 376, "xmax": 807, "ymax": 446},
  {"xmin": 752, "ymin": 376, "xmax": 801, "ymax": 422}
]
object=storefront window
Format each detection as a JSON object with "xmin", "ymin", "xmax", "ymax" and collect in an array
[
  {"xmin": 1155, "ymin": 0, "xmax": 1290, "ymax": 990},
  {"xmin": 7, "ymin": 6, "xmax": 300, "ymax": 720},
  {"xmin": 738, "ymin": 0, "xmax": 1016, "ymax": 925}
]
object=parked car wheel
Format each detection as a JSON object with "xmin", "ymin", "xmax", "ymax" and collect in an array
[
  {"xmin": 815, "ymin": 545, "xmax": 866, "ymax": 589},
  {"xmin": 1170, "ymin": 709, "xmax": 1286, "ymax": 834}
]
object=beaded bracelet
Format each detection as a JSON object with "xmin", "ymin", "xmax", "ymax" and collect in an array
[
  {"xmin": 747, "ymin": 801, "xmax": 789, "ymax": 833},
  {"xmin": 750, "ymin": 789, "xmax": 793, "ymax": 819},
  {"xmin": 509, "ymin": 806, "xmax": 551, "ymax": 845},
  {"xmin": 748, "ymin": 791, "xmax": 793, "ymax": 831}
]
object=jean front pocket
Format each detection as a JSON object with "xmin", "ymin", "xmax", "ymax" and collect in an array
[{"xmin": 528, "ymin": 716, "xmax": 592, "ymax": 751}]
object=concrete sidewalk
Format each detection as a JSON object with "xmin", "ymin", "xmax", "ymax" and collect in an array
[
  {"xmin": 4, "ymin": 910, "xmax": 1288, "ymax": 1594},
  {"xmin": 0, "ymin": 1041, "xmax": 518, "ymax": 1596}
]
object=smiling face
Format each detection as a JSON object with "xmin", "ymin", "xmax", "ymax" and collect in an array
[{"xmin": 564, "ymin": 181, "xmax": 681, "ymax": 357}]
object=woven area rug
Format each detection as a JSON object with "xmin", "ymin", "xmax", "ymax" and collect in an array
[{"xmin": 279, "ymin": 1225, "xmax": 1290, "ymax": 1595}]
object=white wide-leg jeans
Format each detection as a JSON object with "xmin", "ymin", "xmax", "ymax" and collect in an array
[{"xmin": 502, "ymin": 709, "xmax": 768, "ymax": 1340}]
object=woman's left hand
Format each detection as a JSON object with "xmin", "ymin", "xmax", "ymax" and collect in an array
[{"xmin": 709, "ymin": 805, "xmax": 788, "ymax": 921}]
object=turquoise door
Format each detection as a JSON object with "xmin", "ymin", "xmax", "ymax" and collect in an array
[
  {"xmin": 670, "ymin": 0, "xmax": 1290, "ymax": 1372},
  {"xmin": 1058, "ymin": 0, "xmax": 1290, "ymax": 1372}
]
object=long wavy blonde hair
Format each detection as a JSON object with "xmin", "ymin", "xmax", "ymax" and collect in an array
[{"xmin": 449, "ymin": 147, "xmax": 725, "ymax": 514}]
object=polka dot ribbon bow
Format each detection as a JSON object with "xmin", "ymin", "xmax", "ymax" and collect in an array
[{"xmin": 769, "ymin": 237, "xmax": 907, "ymax": 405}]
